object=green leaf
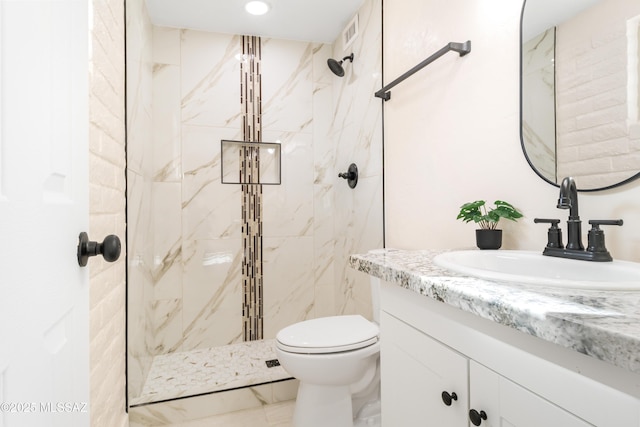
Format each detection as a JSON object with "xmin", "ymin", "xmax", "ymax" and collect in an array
[{"xmin": 456, "ymin": 199, "xmax": 523, "ymax": 228}]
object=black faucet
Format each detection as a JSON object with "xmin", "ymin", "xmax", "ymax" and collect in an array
[
  {"xmin": 557, "ymin": 177, "xmax": 583, "ymax": 251},
  {"xmin": 534, "ymin": 177, "xmax": 623, "ymax": 262}
]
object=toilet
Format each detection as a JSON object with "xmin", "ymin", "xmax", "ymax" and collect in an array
[{"xmin": 275, "ymin": 278, "xmax": 381, "ymax": 427}]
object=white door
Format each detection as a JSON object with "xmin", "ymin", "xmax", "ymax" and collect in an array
[{"xmin": 0, "ymin": 1, "xmax": 89, "ymax": 426}]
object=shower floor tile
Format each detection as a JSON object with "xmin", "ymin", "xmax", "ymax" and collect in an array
[{"xmin": 133, "ymin": 339, "xmax": 292, "ymax": 405}]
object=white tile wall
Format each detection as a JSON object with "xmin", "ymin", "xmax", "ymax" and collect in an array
[
  {"xmin": 89, "ymin": 0, "xmax": 128, "ymax": 426},
  {"xmin": 556, "ymin": 0, "xmax": 640, "ymax": 188}
]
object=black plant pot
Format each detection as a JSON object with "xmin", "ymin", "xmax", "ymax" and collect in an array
[{"xmin": 475, "ymin": 229, "xmax": 502, "ymax": 250}]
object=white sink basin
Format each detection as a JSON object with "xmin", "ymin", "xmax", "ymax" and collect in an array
[{"xmin": 433, "ymin": 250, "xmax": 640, "ymax": 290}]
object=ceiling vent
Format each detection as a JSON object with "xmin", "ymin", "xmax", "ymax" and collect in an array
[{"xmin": 342, "ymin": 14, "xmax": 359, "ymax": 51}]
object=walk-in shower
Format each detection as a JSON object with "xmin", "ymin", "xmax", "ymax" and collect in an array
[{"xmin": 125, "ymin": 0, "xmax": 383, "ymax": 421}]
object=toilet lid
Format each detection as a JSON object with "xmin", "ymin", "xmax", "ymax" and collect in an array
[{"xmin": 276, "ymin": 315, "xmax": 379, "ymax": 354}]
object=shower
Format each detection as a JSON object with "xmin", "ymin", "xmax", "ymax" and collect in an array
[
  {"xmin": 327, "ymin": 53, "xmax": 354, "ymax": 77},
  {"xmin": 125, "ymin": 0, "xmax": 384, "ymax": 416}
]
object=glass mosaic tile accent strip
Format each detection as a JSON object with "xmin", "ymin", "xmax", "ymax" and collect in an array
[
  {"xmin": 241, "ymin": 35, "xmax": 264, "ymax": 341},
  {"xmin": 132, "ymin": 339, "xmax": 291, "ymax": 406}
]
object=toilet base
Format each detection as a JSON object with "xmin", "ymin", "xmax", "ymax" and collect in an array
[
  {"xmin": 293, "ymin": 383, "xmax": 354, "ymax": 427},
  {"xmin": 354, "ymin": 399, "xmax": 381, "ymax": 427}
]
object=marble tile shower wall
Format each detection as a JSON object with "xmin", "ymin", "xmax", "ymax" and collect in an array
[
  {"xmin": 126, "ymin": 0, "xmax": 154, "ymax": 399},
  {"xmin": 522, "ymin": 28, "xmax": 556, "ymax": 183},
  {"xmin": 332, "ymin": 0, "xmax": 384, "ymax": 319},
  {"xmin": 145, "ymin": 29, "xmax": 335, "ymax": 354},
  {"xmin": 127, "ymin": 0, "xmax": 383, "ymax": 402}
]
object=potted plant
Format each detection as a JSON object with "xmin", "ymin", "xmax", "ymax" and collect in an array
[{"xmin": 456, "ymin": 200, "xmax": 523, "ymax": 249}]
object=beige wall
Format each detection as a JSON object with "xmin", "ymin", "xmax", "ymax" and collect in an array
[
  {"xmin": 384, "ymin": 0, "xmax": 640, "ymax": 262},
  {"xmin": 89, "ymin": 0, "xmax": 129, "ymax": 426}
]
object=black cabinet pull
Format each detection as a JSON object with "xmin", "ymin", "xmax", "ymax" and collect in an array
[
  {"xmin": 469, "ymin": 409, "xmax": 487, "ymax": 426},
  {"xmin": 441, "ymin": 391, "xmax": 458, "ymax": 406},
  {"xmin": 77, "ymin": 232, "xmax": 122, "ymax": 267}
]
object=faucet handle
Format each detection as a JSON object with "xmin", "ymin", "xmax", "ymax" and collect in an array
[
  {"xmin": 534, "ymin": 218, "xmax": 563, "ymax": 249},
  {"xmin": 586, "ymin": 219, "xmax": 623, "ymax": 261},
  {"xmin": 588, "ymin": 219, "xmax": 623, "ymax": 227},
  {"xmin": 534, "ymin": 218, "xmax": 560, "ymax": 226}
]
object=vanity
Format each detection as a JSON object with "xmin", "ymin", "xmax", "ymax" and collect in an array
[{"xmin": 350, "ymin": 249, "xmax": 640, "ymax": 426}]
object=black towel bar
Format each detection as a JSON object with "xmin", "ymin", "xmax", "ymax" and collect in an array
[{"xmin": 374, "ymin": 40, "xmax": 471, "ymax": 101}]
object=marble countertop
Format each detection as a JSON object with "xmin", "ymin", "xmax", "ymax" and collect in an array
[{"xmin": 349, "ymin": 248, "xmax": 640, "ymax": 375}]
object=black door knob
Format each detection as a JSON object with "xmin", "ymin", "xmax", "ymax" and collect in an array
[
  {"xmin": 441, "ymin": 391, "xmax": 458, "ymax": 406},
  {"xmin": 469, "ymin": 409, "xmax": 487, "ymax": 426},
  {"xmin": 77, "ymin": 232, "xmax": 122, "ymax": 267}
]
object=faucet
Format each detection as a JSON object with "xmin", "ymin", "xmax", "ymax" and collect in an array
[
  {"xmin": 556, "ymin": 177, "xmax": 583, "ymax": 251},
  {"xmin": 534, "ymin": 177, "xmax": 623, "ymax": 261}
]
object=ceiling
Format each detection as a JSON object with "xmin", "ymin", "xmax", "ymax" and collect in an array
[{"xmin": 145, "ymin": 0, "xmax": 365, "ymax": 44}]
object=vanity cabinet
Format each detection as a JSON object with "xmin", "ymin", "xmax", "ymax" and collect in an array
[
  {"xmin": 379, "ymin": 281, "xmax": 640, "ymax": 427},
  {"xmin": 382, "ymin": 313, "xmax": 591, "ymax": 426}
]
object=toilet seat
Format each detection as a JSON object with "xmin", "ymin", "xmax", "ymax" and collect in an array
[{"xmin": 276, "ymin": 315, "xmax": 379, "ymax": 354}]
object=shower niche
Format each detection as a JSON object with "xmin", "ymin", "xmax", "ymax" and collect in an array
[{"xmin": 221, "ymin": 140, "xmax": 281, "ymax": 185}]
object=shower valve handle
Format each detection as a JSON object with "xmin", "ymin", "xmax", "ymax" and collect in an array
[
  {"xmin": 338, "ymin": 163, "xmax": 358, "ymax": 189},
  {"xmin": 338, "ymin": 172, "xmax": 355, "ymax": 179}
]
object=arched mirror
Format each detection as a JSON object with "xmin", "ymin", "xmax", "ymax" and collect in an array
[{"xmin": 520, "ymin": 0, "xmax": 640, "ymax": 191}]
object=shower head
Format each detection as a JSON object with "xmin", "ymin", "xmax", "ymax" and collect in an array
[{"xmin": 327, "ymin": 53, "xmax": 354, "ymax": 77}]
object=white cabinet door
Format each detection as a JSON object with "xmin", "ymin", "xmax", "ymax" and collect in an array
[
  {"xmin": 381, "ymin": 312, "xmax": 468, "ymax": 426},
  {"xmin": 470, "ymin": 361, "xmax": 593, "ymax": 427}
]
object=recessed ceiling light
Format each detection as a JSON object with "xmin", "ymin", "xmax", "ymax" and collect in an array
[{"xmin": 245, "ymin": 1, "xmax": 270, "ymax": 16}]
